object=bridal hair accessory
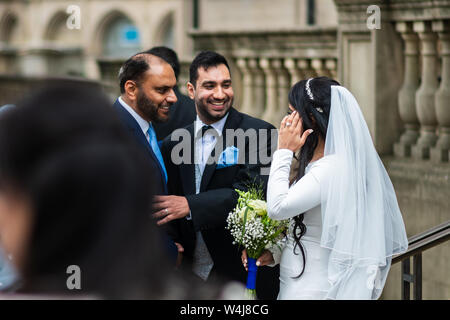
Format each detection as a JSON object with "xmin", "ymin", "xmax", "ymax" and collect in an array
[
  {"xmin": 306, "ymin": 78, "xmax": 314, "ymax": 100},
  {"xmin": 306, "ymin": 78, "xmax": 324, "ymax": 114}
]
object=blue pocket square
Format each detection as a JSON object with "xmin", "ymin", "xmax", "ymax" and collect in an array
[{"xmin": 216, "ymin": 146, "xmax": 239, "ymax": 169}]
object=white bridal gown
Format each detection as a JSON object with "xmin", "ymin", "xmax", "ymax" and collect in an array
[{"xmin": 267, "ymin": 149, "xmax": 333, "ymax": 300}]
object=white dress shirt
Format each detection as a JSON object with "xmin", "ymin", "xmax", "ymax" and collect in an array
[{"xmin": 193, "ymin": 113, "xmax": 229, "ymax": 181}]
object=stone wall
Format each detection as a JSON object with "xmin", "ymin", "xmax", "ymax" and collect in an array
[
  {"xmin": 382, "ymin": 156, "xmax": 450, "ymax": 299},
  {"xmin": 0, "ymin": 0, "xmax": 192, "ymax": 79}
]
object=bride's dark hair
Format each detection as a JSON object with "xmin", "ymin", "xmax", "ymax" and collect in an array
[{"xmin": 288, "ymin": 76, "xmax": 340, "ymax": 278}]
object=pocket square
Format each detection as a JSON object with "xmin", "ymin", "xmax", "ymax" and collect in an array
[{"xmin": 216, "ymin": 146, "xmax": 239, "ymax": 169}]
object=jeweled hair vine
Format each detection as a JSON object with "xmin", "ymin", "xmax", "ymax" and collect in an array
[{"xmin": 306, "ymin": 78, "xmax": 324, "ymax": 114}]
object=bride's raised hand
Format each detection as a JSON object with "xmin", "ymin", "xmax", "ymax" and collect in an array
[{"xmin": 278, "ymin": 110, "xmax": 313, "ymax": 152}]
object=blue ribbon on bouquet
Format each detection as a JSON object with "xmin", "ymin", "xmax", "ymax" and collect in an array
[{"xmin": 246, "ymin": 258, "xmax": 258, "ymax": 290}]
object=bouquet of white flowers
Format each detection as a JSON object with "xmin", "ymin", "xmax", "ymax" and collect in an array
[{"xmin": 226, "ymin": 185, "xmax": 288, "ymax": 299}]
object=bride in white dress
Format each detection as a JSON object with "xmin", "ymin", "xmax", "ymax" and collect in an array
[{"xmin": 243, "ymin": 77, "xmax": 408, "ymax": 300}]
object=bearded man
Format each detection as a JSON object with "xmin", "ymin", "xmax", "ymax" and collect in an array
[{"xmin": 114, "ymin": 53, "xmax": 177, "ymax": 195}]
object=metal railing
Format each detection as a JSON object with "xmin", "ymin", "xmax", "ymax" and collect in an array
[{"xmin": 392, "ymin": 220, "xmax": 450, "ymax": 300}]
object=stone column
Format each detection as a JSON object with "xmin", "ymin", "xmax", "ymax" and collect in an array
[
  {"xmin": 326, "ymin": 59, "xmax": 338, "ymax": 82},
  {"xmin": 274, "ymin": 58, "xmax": 290, "ymax": 126},
  {"xmin": 284, "ymin": 58, "xmax": 302, "ymax": 86},
  {"xmin": 260, "ymin": 58, "xmax": 278, "ymax": 126},
  {"xmin": 431, "ymin": 21, "xmax": 450, "ymax": 163},
  {"xmin": 394, "ymin": 22, "xmax": 420, "ymax": 158},
  {"xmin": 312, "ymin": 58, "xmax": 332, "ymax": 78},
  {"xmin": 248, "ymin": 58, "xmax": 266, "ymax": 119},
  {"xmin": 412, "ymin": 21, "xmax": 439, "ymax": 159},
  {"xmin": 236, "ymin": 58, "xmax": 254, "ymax": 116},
  {"xmin": 334, "ymin": 0, "xmax": 404, "ymax": 155},
  {"xmin": 298, "ymin": 59, "xmax": 316, "ymax": 79},
  {"xmin": 84, "ymin": 54, "xmax": 101, "ymax": 79}
]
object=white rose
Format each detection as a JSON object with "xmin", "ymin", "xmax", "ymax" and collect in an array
[
  {"xmin": 248, "ymin": 199, "xmax": 267, "ymax": 216},
  {"xmin": 238, "ymin": 206, "xmax": 256, "ymax": 222}
]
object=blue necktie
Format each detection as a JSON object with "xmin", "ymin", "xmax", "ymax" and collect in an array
[{"xmin": 147, "ymin": 124, "xmax": 168, "ymax": 183}]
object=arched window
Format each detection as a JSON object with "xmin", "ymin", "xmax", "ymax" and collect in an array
[
  {"xmin": 102, "ymin": 16, "xmax": 141, "ymax": 58},
  {"xmin": 44, "ymin": 11, "xmax": 83, "ymax": 77},
  {"xmin": 45, "ymin": 11, "xmax": 82, "ymax": 46}
]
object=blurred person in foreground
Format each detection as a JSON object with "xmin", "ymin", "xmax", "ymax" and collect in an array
[
  {"xmin": 0, "ymin": 84, "xmax": 236, "ymax": 299},
  {"xmin": 0, "ymin": 104, "xmax": 19, "ymax": 292},
  {"xmin": 0, "ymin": 105, "xmax": 15, "ymax": 114},
  {"xmin": 147, "ymin": 46, "xmax": 197, "ymax": 141}
]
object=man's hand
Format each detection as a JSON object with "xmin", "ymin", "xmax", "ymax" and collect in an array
[{"xmin": 152, "ymin": 195, "xmax": 190, "ymax": 226}]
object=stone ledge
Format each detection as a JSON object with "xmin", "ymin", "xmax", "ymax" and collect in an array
[
  {"xmin": 189, "ymin": 27, "xmax": 338, "ymax": 58},
  {"xmin": 383, "ymin": 156, "xmax": 450, "ymax": 185}
]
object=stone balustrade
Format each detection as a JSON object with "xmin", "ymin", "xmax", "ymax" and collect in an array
[
  {"xmin": 394, "ymin": 20, "xmax": 450, "ymax": 163},
  {"xmin": 189, "ymin": 28, "xmax": 338, "ymax": 126},
  {"xmin": 235, "ymin": 56, "xmax": 338, "ymax": 124}
]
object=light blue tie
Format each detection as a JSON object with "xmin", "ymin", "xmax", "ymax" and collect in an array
[{"xmin": 147, "ymin": 124, "xmax": 168, "ymax": 183}]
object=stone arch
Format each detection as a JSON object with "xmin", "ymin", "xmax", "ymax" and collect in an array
[
  {"xmin": 94, "ymin": 9, "xmax": 142, "ymax": 58},
  {"xmin": 44, "ymin": 10, "xmax": 68, "ymax": 41},
  {"xmin": 153, "ymin": 10, "xmax": 175, "ymax": 49},
  {"xmin": 43, "ymin": 9, "xmax": 82, "ymax": 46},
  {"xmin": 0, "ymin": 11, "xmax": 20, "ymax": 74},
  {"xmin": 0, "ymin": 11, "xmax": 19, "ymax": 44},
  {"xmin": 41, "ymin": 9, "xmax": 84, "ymax": 76}
]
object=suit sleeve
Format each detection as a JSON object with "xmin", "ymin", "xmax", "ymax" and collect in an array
[
  {"xmin": 187, "ymin": 123, "xmax": 276, "ymax": 232},
  {"xmin": 160, "ymin": 138, "xmax": 183, "ymax": 243}
]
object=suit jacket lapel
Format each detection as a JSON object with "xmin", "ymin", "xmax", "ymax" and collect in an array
[
  {"xmin": 113, "ymin": 100, "xmax": 167, "ymax": 192},
  {"xmin": 179, "ymin": 124, "xmax": 196, "ymax": 195},
  {"xmin": 200, "ymin": 108, "xmax": 242, "ymax": 192}
]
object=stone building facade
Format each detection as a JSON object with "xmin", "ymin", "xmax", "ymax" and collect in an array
[
  {"xmin": 0, "ymin": 0, "xmax": 193, "ymax": 79},
  {"xmin": 0, "ymin": 0, "xmax": 449, "ymax": 300}
]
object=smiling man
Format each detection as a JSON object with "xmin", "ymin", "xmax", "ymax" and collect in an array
[
  {"xmin": 114, "ymin": 53, "xmax": 177, "ymax": 195},
  {"xmin": 157, "ymin": 51, "xmax": 279, "ymax": 299}
]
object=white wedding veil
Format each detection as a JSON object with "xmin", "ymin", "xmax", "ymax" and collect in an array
[{"xmin": 320, "ymin": 86, "xmax": 408, "ymax": 299}]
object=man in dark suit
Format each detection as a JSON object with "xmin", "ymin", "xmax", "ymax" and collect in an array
[
  {"xmin": 154, "ymin": 51, "xmax": 279, "ymax": 299},
  {"xmin": 113, "ymin": 52, "xmax": 179, "ymax": 258},
  {"xmin": 147, "ymin": 47, "xmax": 197, "ymax": 141}
]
